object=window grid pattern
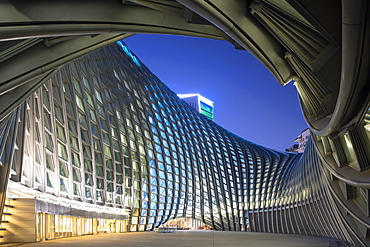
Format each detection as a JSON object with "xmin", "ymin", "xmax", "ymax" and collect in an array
[{"xmin": 7, "ymin": 42, "xmax": 355, "ymax": 243}]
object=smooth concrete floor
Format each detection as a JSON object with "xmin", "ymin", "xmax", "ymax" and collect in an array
[{"xmin": 7, "ymin": 230, "xmax": 332, "ymax": 247}]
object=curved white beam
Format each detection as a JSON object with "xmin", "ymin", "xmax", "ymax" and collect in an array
[
  {"xmin": 0, "ymin": 1, "xmax": 226, "ymax": 41},
  {"xmin": 308, "ymin": 0, "xmax": 370, "ymax": 136},
  {"xmin": 177, "ymin": 0, "xmax": 296, "ymax": 86}
]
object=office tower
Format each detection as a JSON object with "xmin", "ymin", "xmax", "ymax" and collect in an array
[{"xmin": 178, "ymin": 94, "xmax": 214, "ymax": 121}]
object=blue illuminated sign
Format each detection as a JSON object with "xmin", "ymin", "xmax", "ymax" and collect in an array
[
  {"xmin": 116, "ymin": 41, "xmax": 141, "ymax": 67},
  {"xmin": 200, "ymin": 101, "xmax": 214, "ymax": 121}
]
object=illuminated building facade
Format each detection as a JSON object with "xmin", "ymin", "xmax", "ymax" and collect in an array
[
  {"xmin": 0, "ymin": 41, "xmax": 363, "ymax": 245},
  {"xmin": 0, "ymin": 1, "xmax": 370, "ymax": 246},
  {"xmin": 178, "ymin": 94, "xmax": 214, "ymax": 121}
]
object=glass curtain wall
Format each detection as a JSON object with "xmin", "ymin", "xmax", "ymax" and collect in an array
[
  {"xmin": 6, "ymin": 41, "xmax": 355, "ymax": 244},
  {"xmin": 36, "ymin": 213, "xmax": 126, "ymax": 241}
]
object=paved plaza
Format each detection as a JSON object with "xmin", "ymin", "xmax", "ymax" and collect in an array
[{"xmin": 4, "ymin": 230, "xmax": 336, "ymax": 247}]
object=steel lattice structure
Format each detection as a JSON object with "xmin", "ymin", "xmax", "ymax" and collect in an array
[
  {"xmin": 0, "ymin": 42, "xmax": 361, "ymax": 245},
  {"xmin": 0, "ymin": 1, "xmax": 370, "ymax": 246}
]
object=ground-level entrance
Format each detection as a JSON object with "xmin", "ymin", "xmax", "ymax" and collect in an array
[
  {"xmin": 162, "ymin": 217, "xmax": 214, "ymax": 230},
  {"xmin": 36, "ymin": 213, "xmax": 128, "ymax": 241},
  {"xmin": 1, "ymin": 184, "xmax": 130, "ymax": 243}
]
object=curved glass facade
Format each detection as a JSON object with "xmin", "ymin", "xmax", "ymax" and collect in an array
[
  {"xmin": 0, "ymin": 1, "xmax": 370, "ymax": 245},
  {"xmin": 0, "ymin": 41, "xmax": 361, "ymax": 245}
]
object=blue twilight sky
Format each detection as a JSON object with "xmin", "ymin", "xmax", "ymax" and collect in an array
[{"xmin": 124, "ymin": 34, "xmax": 308, "ymax": 152}]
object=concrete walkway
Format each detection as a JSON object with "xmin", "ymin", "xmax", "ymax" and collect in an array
[{"xmin": 7, "ymin": 231, "xmax": 332, "ymax": 247}]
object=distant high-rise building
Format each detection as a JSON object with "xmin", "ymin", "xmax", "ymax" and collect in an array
[
  {"xmin": 286, "ymin": 128, "xmax": 310, "ymax": 153},
  {"xmin": 285, "ymin": 144, "xmax": 299, "ymax": 152},
  {"xmin": 178, "ymin": 94, "xmax": 214, "ymax": 121},
  {"xmin": 295, "ymin": 128, "xmax": 310, "ymax": 153}
]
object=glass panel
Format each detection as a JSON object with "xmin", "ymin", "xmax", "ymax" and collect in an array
[
  {"xmin": 105, "ymin": 159, "xmax": 113, "ymax": 169},
  {"xmin": 71, "ymin": 152, "xmax": 81, "ymax": 168},
  {"xmin": 70, "ymin": 135, "xmax": 79, "ymax": 151},
  {"xmin": 95, "ymin": 152, "xmax": 103, "ymax": 164},
  {"xmin": 42, "ymin": 87, "xmax": 51, "ymax": 109},
  {"xmin": 88, "ymin": 108, "xmax": 97, "ymax": 122},
  {"xmin": 73, "ymin": 77, "xmax": 82, "ymax": 94},
  {"xmin": 116, "ymin": 163, "xmax": 123, "ymax": 173},
  {"xmin": 96, "ymin": 165, "xmax": 104, "ymax": 177},
  {"xmin": 116, "ymin": 174, "xmax": 123, "ymax": 184},
  {"xmin": 56, "ymin": 124, "xmax": 66, "ymax": 142},
  {"xmin": 65, "ymin": 101, "xmax": 75, "ymax": 117},
  {"xmin": 76, "ymin": 137, "xmax": 86, "ymax": 154},
  {"xmin": 97, "ymin": 178, "xmax": 104, "ymax": 189},
  {"xmin": 78, "ymin": 113, "xmax": 88, "ymax": 129},
  {"xmin": 107, "ymin": 182, "xmax": 113, "ymax": 192},
  {"xmin": 96, "ymin": 190, "xmax": 103, "ymax": 202},
  {"xmin": 46, "ymin": 153, "xmax": 55, "ymax": 171},
  {"xmin": 58, "ymin": 143, "xmax": 68, "ymax": 160},
  {"xmin": 75, "ymin": 95, "xmax": 85, "ymax": 112},
  {"xmin": 55, "ymin": 104, "xmax": 64, "ymax": 124},
  {"xmin": 94, "ymin": 88, "xmax": 103, "ymax": 103},
  {"xmin": 60, "ymin": 177, "xmax": 69, "ymax": 192},
  {"xmin": 81, "ymin": 128, "xmax": 90, "ymax": 143},
  {"xmin": 72, "ymin": 168, "xmax": 81, "ymax": 182},
  {"xmin": 44, "ymin": 110, "xmax": 52, "ymax": 131},
  {"xmin": 107, "ymin": 170, "xmax": 114, "ymax": 181},
  {"xmin": 46, "ymin": 172, "xmax": 54, "ymax": 188},
  {"xmin": 85, "ymin": 173, "xmax": 94, "ymax": 186},
  {"xmin": 85, "ymin": 187, "xmax": 92, "ymax": 198},
  {"xmin": 84, "ymin": 159, "xmax": 92, "ymax": 172},
  {"xmin": 45, "ymin": 132, "xmax": 54, "ymax": 151},
  {"xmin": 68, "ymin": 119, "xmax": 77, "ymax": 135},
  {"xmin": 73, "ymin": 183, "xmax": 81, "ymax": 195},
  {"xmin": 59, "ymin": 161, "xmax": 69, "ymax": 177},
  {"xmin": 86, "ymin": 92, "xmax": 94, "ymax": 106},
  {"xmin": 104, "ymin": 145, "xmax": 112, "ymax": 158}
]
